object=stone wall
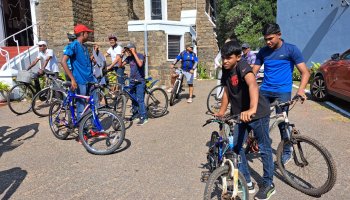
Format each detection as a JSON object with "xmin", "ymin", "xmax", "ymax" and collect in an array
[
  {"xmin": 35, "ymin": 0, "xmax": 75, "ymax": 58},
  {"xmin": 195, "ymin": 0, "xmax": 218, "ymax": 77}
]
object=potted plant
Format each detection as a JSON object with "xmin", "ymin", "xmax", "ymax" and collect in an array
[{"xmin": 0, "ymin": 81, "xmax": 10, "ymax": 103}]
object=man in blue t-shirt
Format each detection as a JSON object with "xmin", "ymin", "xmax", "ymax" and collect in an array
[
  {"xmin": 122, "ymin": 43, "xmax": 148, "ymax": 126},
  {"xmin": 62, "ymin": 32, "xmax": 76, "ymax": 81},
  {"xmin": 253, "ymin": 23, "xmax": 310, "ymax": 166},
  {"xmin": 61, "ymin": 24, "xmax": 95, "ymax": 120},
  {"xmin": 168, "ymin": 43, "xmax": 198, "ymax": 103}
]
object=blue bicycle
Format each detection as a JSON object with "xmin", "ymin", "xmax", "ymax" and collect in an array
[
  {"xmin": 114, "ymin": 75, "xmax": 169, "ymax": 119},
  {"xmin": 202, "ymin": 115, "xmax": 249, "ymax": 200},
  {"xmin": 48, "ymin": 82, "xmax": 125, "ymax": 155}
]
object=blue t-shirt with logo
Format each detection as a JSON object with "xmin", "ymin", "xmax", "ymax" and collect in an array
[
  {"xmin": 63, "ymin": 45, "xmax": 72, "ymax": 70},
  {"xmin": 255, "ymin": 42, "xmax": 304, "ymax": 92},
  {"xmin": 125, "ymin": 53, "xmax": 145, "ymax": 81},
  {"xmin": 176, "ymin": 50, "xmax": 198, "ymax": 71},
  {"xmin": 63, "ymin": 40, "xmax": 94, "ymax": 84}
]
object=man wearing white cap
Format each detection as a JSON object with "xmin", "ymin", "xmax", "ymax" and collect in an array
[{"xmin": 27, "ymin": 41, "xmax": 60, "ymax": 76}]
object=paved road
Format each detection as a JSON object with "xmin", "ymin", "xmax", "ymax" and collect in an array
[{"xmin": 0, "ymin": 80, "xmax": 349, "ymax": 200}]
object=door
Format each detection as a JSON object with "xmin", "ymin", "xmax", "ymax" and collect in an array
[
  {"xmin": 1, "ymin": 0, "xmax": 33, "ymax": 46},
  {"xmin": 333, "ymin": 50, "xmax": 350, "ymax": 95}
]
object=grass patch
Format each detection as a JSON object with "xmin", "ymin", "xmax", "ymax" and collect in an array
[{"xmin": 293, "ymin": 81, "xmax": 310, "ymax": 91}]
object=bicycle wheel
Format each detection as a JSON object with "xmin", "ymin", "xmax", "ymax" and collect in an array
[
  {"xmin": 95, "ymin": 88, "xmax": 108, "ymax": 108},
  {"xmin": 276, "ymin": 134, "xmax": 337, "ymax": 196},
  {"xmin": 48, "ymin": 100, "xmax": 73, "ymax": 140},
  {"xmin": 207, "ymin": 85, "xmax": 224, "ymax": 114},
  {"xmin": 7, "ymin": 83, "xmax": 35, "ymax": 115},
  {"xmin": 113, "ymin": 94, "xmax": 127, "ymax": 119},
  {"xmin": 207, "ymin": 131, "xmax": 220, "ymax": 172},
  {"xmin": 32, "ymin": 88, "xmax": 64, "ymax": 117},
  {"xmin": 146, "ymin": 87, "xmax": 168, "ymax": 118},
  {"xmin": 169, "ymin": 80, "xmax": 180, "ymax": 106},
  {"xmin": 78, "ymin": 108, "xmax": 125, "ymax": 155},
  {"xmin": 204, "ymin": 165, "xmax": 249, "ymax": 200}
]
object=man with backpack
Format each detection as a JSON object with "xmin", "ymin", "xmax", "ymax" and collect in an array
[{"xmin": 168, "ymin": 42, "xmax": 198, "ymax": 103}]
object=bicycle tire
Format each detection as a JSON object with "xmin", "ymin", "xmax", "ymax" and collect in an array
[
  {"xmin": 276, "ymin": 134, "xmax": 337, "ymax": 196},
  {"xmin": 169, "ymin": 80, "xmax": 180, "ymax": 106},
  {"xmin": 32, "ymin": 88, "xmax": 64, "ymax": 117},
  {"xmin": 207, "ymin": 85, "xmax": 225, "ymax": 114},
  {"xmin": 146, "ymin": 87, "xmax": 168, "ymax": 118},
  {"xmin": 7, "ymin": 83, "xmax": 35, "ymax": 115},
  {"xmin": 113, "ymin": 94, "xmax": 127, "ymax": 120},
  {"xmin": 208, "ymin": 131, "xmax": 220, "ymax": 172},
  {"xmin": 48, "ymin": 100, "xmax": 73, "ymax": 140},
  {"xmin": 78, "ymin": 108, "xmax": 125, "ymax": 155},
  {"xmin": 204, "ymin": 165, "xmax": 249, "ymax": 200}
]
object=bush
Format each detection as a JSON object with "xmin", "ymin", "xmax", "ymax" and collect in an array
[
  {"xmin": 309, "ymin": 62, "xmax": 321, "ymax": 84},
  {"xmin": 0, "ymin": 81, "xmax": 10, "ymax": 92},
  {"xmin": 292, "ymin": 67, "xmax": 301, "ymax": 81},
  {"xmin": 197, "ymin": 63, "xmax": 210, "ymax": 79}
]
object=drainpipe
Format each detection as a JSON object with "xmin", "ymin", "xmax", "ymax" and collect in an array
[{"xmin": 144, "ymin": 22, "xmax": 148, "ymax": 78}]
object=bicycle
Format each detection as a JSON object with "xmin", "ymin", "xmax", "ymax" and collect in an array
[
  {"xmin": 245, "ymin": 96, "xmax": 337, "ymax": 196},
  {"xmin": 31, "ymin": 72, "xmax": 65, "ymax": 117},
  {"xmin": 202, "ymin": 115, "xmax": 249, "ymax": 200},
  {"xmin": 48, "ymin": 82, "xmax": 125, "ymax": 155},
  {"xmin": 169, "ymin": 68, "xmax": 184, "ymax": 106},
  {"xmin": 206, "ymin": 85, "xmax": 230, "ymax": 114},
  {"xmin": 114, "ymin": 75, "xmax": 169, "ymax": 119},
  {"xmin": 7, "ymin": 70, "xmax": 52, "ymax": 115}
]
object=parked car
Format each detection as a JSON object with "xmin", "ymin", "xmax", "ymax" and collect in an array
[{"xmin": 311, "ymin": 49, "xmax": 350, "ymax": 102}]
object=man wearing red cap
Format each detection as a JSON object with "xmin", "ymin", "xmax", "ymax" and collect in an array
[{"xmin": 61, "ymin": 24, "xmax": 96, "ymax": 120}]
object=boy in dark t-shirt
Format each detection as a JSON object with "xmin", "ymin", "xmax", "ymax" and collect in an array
[{"xmin": 215, "ymin": 41, "xmax": 275, "ymax": 200}]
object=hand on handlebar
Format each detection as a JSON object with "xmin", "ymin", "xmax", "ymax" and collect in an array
[
  {"xmin": 240, "ymin": 110, "xmax": 256, "ymax": 123},
  {"xmin": 295, "ymin": 90, "xmax": 307, "ymax": 103}
]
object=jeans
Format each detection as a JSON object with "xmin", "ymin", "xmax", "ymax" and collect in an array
[
  {"xmin": 76, "ymin": 83, "xmax": 98, "ymax": 121},
  {"xmin": 115, "ymin": 67, "xmax": 125, "ymax": 86},
  {"xmin": 129, "ymin": 81, "xmax": 147, "ymax": 119},
  {"xmin": 234, "ymin": 116, "xmax": 274, "ymax": 186},
  {"xmin": 260, "ymin": 90, "xmax": 292, "ymax": 161}
]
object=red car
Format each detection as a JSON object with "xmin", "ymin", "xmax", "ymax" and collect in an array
[{"xmin": 311, "ymin": 49, "xmax": 350, "ymax": 102}]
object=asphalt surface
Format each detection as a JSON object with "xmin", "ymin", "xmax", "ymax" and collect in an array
[{"xmin": 0, "ymin": 80, "xmax": 349, "ymax": 200}]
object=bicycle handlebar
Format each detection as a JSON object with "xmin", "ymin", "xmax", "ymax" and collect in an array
[
  {"xmin": 270, "ymin": 95, "xmax": 305, "ymax": 108},
  {"xmin": 202, "ymin": 114, "xmax": 241, "ymax": 127}
]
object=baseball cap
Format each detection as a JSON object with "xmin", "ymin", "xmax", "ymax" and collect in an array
[
  {"xmin": 74, "ymin": 24, "xmax": 93, "ymax": 34},
  {"xmin": 108, "ymin": 34, "xmax": 117, "ymax": 40},
  {"xmin": 242, "ymin": 43, "xmax": 250, "ymax": 49},
  {"xmin": 67, "ymin": 31, "xmax": 76, "ymax": 39},
  {"xmin": 37, "ymin": 41, "xmax": 47, "ymax": 46},
  {"xmin": 125, "ymin": 43, "xmax": 136, "ymax": 49}
]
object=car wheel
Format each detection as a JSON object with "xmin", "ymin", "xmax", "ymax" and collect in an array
[{"xmin": 311, "ymin": 76, "xmax": 329, "ymax": 101}]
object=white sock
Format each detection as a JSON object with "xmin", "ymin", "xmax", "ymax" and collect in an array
[{"xmin": 247, "ymin": 182, "xmax": 253, "ymax": 187}]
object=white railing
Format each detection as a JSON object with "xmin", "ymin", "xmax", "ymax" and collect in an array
[{"xmin": 0, "ymin": 23, "xmax": 39, "ymax": 70}]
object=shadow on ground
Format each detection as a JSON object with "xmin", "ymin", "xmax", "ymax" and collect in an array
[
  {"xmin": 0, "ymin": 123, "xmax": 39, "ymax": 158},
  {"xmin": 0, "ymin": 167, "xmax": 27, "ymax": 200}
]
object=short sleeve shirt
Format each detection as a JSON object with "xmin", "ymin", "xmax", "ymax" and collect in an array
[
  {"xmin": 107, "ymin": 45, "xmax": 123, "ymax": 67},
  {"xmin": 37, "ymin": 49, "xmax": 59, "ymax": 72},
  {"xmin": 221, "ymin": 60, "xmax": 270, "ymax": 119},
  {"xmin": 255, "ymin": 42, "xmax": 304, "ymax": 92},
  {"xmin": 125, "ymin": 53, "xmax": 145, "ymax": 81},
  {"xmin": 242, "ymin": 51, "xmax": 256, "ymax": 65},
  {"xmin": 63, "ymin": 45, "xmax": 72, "ymax": 70},
  {"xmin": 64, "ymin": 40, "xmax": 94, "ymax": 84},
  {"xmin": 176, "ymin": 50, "xmax": 198, "ymax": 71}
]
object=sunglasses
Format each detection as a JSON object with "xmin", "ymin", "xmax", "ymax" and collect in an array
[{"xmin": 38, "ymin": 45, "xmax": 44, "ymax": 47}]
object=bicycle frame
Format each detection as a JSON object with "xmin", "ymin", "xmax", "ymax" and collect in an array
[
  {"xmin": 174, "ymin": 69, "xmax": 184, "ymax": 95},
  {"xmin": 59, "ymin": 89, "xmax": 103, "ymax": 131}
]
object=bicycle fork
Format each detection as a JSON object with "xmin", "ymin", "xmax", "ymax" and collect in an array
[{"xmin": 221, "ymin": 155, "xmax": 239, "ymax": 198}]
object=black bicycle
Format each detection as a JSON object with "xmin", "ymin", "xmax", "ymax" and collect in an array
[{"xmin": 245, "ymin": 96, "xmax": 337, "ymax": 196}]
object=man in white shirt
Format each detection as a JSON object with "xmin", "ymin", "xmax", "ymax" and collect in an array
[
  {"xmin": 28, "ymin": 40, "xmax": 60, "ymax": 76},
  {"xmin": 105, "ymin": 34, "xmax": 124, "ymax": 86}
]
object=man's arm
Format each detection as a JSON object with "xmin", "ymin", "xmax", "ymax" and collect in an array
[
  {"xmin": 27, "ymin": 58, "xmax": 40, "ymax": 70},
  {"xmin": 295, "ymin": 62, "xmax": 310, "ymax": 99},
  {"xmin": 215, "ymin": 86, "xmax": 229, "ymax": 117},
  {"xmin": 61, "ymin": 55, "xmax": 77, "ymax": 90},
  {"xmin": 241, "ymin": 72, "xmax": 259, "ymax": 122},
  {"xmin": 107, "ymin": 54, "xmax": 122, "ymax": 70},
  {"xmin": 41, "ymin": 56, "xmax": 52, "ymax": 70},
  {"xmin": 252, "ymin": 64, "xmax": 261, "ymax": 75},
  {"xmin": 130, "ymin": 48, "xmax": 143, "ymax": 67}
]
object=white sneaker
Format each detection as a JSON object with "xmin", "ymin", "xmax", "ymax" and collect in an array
[
  {"xmin": 187, "ymin": 98, "xmax": 193, "ymax": 103},
  {"xmin": 167, "ymin": 88, "xmax": 173, "ymax": 93}
]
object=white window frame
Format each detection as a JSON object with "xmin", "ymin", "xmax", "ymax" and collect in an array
[
  {"xmin": 167, "ymin": 34, "xmax": 184, "ymax": 61},
  {"xmin": 144, "ymin": 0, "xmax": 167, "ymax": 21}
]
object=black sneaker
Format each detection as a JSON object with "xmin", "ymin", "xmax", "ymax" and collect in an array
[
  {"xmin": 254, "ymin": 183, "xmax": 276, "ymax": 200},
  {"xmin": 137, "ymin": 118, "xmax": 148, "ymax": 126}
]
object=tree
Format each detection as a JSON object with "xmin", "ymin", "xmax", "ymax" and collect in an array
[{"xmin": 216, "ymin": 0, "xmax": 277, "ymax": 49}]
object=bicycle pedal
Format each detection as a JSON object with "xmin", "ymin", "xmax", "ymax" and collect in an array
[{"xmin": 201, "ymin": 171, "xmax": 211, "ymax": 182}]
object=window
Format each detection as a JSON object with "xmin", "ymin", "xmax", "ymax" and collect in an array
[
  {"xmin": 151, "ymin": 0, "xmax": 162, "ymax": 20},
  {"xmin": 168, "ymin": 35, "xmax": 181, "ymax": 60}
]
